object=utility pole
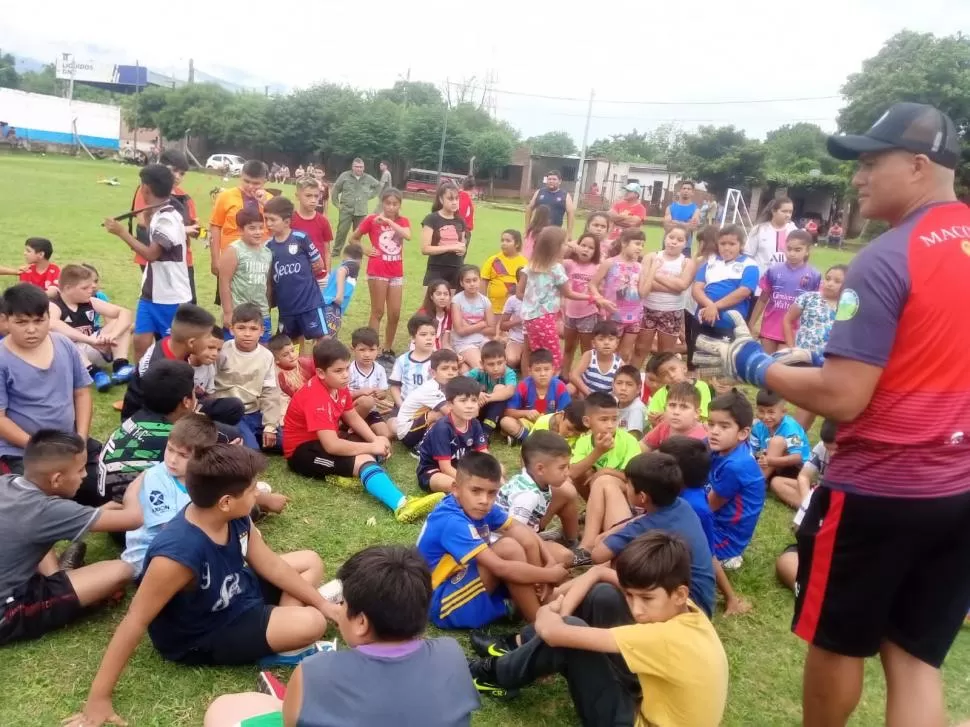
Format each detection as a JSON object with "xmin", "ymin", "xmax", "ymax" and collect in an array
[
  {"xmin": 436, "ymin": 102, "xmax": 449, "ymax": 183},
  {"xmin": 572, "ymin": 88, "xmax": 595, "ymax": 233},
  {"xmin": 64, "ymin": 53, "xmax": 75, "ymax": 101},
  {"xmin": 188, "ymin": 58, "xmax": 195, "ymax": 84}
]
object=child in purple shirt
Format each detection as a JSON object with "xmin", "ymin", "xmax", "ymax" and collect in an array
[{"xmin": 751, "ymin": 230, "xmax": 820, "ymax": 353}]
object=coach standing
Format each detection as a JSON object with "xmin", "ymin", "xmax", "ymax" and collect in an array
[
  {"xmin": 699, "ymin": 103, "xmax": 970, "ymax": 727},
  {"xmin": 524, "ymin": 170, "xmax": 575, "ymax": 236},
  {"xmin": 331, "ymin": 157, "xmax": 379, "ymax": 257}
]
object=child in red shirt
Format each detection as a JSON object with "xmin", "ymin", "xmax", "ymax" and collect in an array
[
  {"xmin": 0, "ymin": 238, "xmax": 60, "ymax": 290},
  {"xmin": 282, "ymin": 339, "xmax": 444, "ymax": 523},
  {"xmin": 351, "ymin": 188, "xmax": 409, "ymax": 363},
  {"xmin": 291, "ymin": 178, "xmax": 334, "ymax": 279}
]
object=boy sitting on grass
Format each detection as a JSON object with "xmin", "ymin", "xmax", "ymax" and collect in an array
[
  {"xmin": 388, "ymin": 315, "xmax": 439, "ymax": 431},
  {"xmin": 531, "ymin": 400, "xmax": 587, "ymax": 446},
  {"xmin": 213, "ymin": 303, "xmax": 282, "ymax": 452},
  {"xmin": 706, "ymin": 391, "xmax": 766, "ymax": 571},
  {"xmin": 417, "ymin": 452, "xmax": 568, "ymax": 629},
  {"xmin": 496, "ymin": 430, "xmax": 581, "ymax": 566},
  {"xmin": 0, "ymin": 430, "xmax": 140, "ymax": 647},
  {"xmin": 645, "ymin": 352, "xmax": 711, "ymax": 428},
  {"xmin": 465, "ymin": 339, "xmax": 517, "ymax": 439},
  {"xmin": 267, "ymin": 333, "xmax": 315, "ymax": 416},
  {"xmin": 416, "ymin": 377, "xmax": 489, "ymax": 494},
  {"xmin": 48, "ymin": 263, "xmax": 134, "ymax": 392},
  {"xmin": 770, "ymin": 418, "xmax": 837, "ymax": 509},
  {"xmin": 750, "ymin": 389, "xmax": 810, "ymax": 483},
  {"xmin": 568, "ymin": 392, "xmax": 641, "ymax": 558},
  {"xmin": 500, "ymin": 349, "xmax": 572, "ymax": 444},
  {"xmin": 396, "ymin": 349, "xmax": 460, "ymax": 452},
  {"xmin": 0, "ymin": 237, "xmax": 60, "ymax": 291},
  {"xmin": 658, "ymin": 435, "xmax": 751, "ymax": 616},
  {"xmin": 642, "ymin": 381, "xmax": 708, "ymax": 450},
  {"xmin": 66, "ymin": 445, "xmax": 330, "ymax": 727},
  {"xmin": 283, "ymin": 339, "xmax": 443, "ymax": 523},
  {"xmin": 468, "ymin": 532, "xmax": 727, "ymax": 727},
  {"xmin": 590, "ymin": 452, "xmax": 715, "ymax": 616},
  {"xmin": 203, "ymin": 545, "xmax": 480, "ymax": 727},
  {"xmin": 613, "ymin": 365, "xmax": 647, "ymax": 440},
  {"xmin": 347, "ymin": 327, "xmax": 392, "ymax": 439},
  {"xmin": 0, "ymin": 284, "xmax": 103, "ymax": 506}
]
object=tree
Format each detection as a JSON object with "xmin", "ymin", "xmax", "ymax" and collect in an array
[
  {"xmin": 402, "ymin": 105, "xmax": 473, "ymax": 171},
  {"xmin": 330, "ymin": 98, "xmax": 404, "ymax": 163},
  {"xmin": 838, "ymin": 30, "xmax": 970, "ymax": 189},
  {"xmin": 677, "ymin": 125, "xmax": 766, "ymax": 196},
  {"xmin": 589, "ymin": 129, "xmax": 662, "ymax": 162},
  {"xmin": 0, "ymin": 52, "xmax": 18, "ymax": 89},
  {"xmin": 471, "ymin": 129, "xmax": 516, "ymax": 182},
  {"xmin": 762, "ymin": 123, "xmax": 840, "ymax": 176},
  {"xmin": 375, "ymin": 80, "xmax": 442, "ymax": 107},
  {"xmin": 525, "ymin": 130, "xmax": 577, "ymax": 157}
]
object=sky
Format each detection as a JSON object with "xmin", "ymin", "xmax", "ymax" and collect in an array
[{"xmin": 2, "ymin": 0, "xmax": 968, "ymax": 145}]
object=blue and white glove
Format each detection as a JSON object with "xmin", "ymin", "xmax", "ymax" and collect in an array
[{"xmin": 693, "ymin": 311, "xmax": 823, "ymax": 388}]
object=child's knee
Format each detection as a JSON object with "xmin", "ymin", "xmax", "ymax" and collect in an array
[
  {"xmin": 491, "ymin": 536, "xmax": 526, "ymax": 561},
  {"xmin": 499, "ymin": 416, "xmax": 518, "ymax": 434},
  {"xmin": 355, "ymin": 395, "xmax": 376, "ymax": 413},
  {"xmin": 352, "ymin": 454, "xmax": 376, "ymax": 473},
  {"xmin": 767, "ymin": 435, "xmax": 787, "ymax": 453},
  {"xmin": 288, "ymin": 550, "xmax": 325, "ymax": 581},
  {"xmin": 552, "ymin": 481, "xmax": 580, "ymax": 506}
]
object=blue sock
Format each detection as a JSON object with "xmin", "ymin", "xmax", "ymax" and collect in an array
[
  {"xmin": 360, "ymin": 462, "xmax": 406, "ymax": 512},
  {"xmin": 517, "ymin": 426, "xmax": 529, "ymax": 442}
]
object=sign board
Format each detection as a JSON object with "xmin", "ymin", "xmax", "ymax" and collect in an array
[{"xmin": 55, "ymin": 56, "xmax": 147, "ymax": 87}]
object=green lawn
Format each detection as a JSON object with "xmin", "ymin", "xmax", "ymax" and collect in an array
[{"xmin": 1, "ymin": 153, "xmax": 967, "ymax": 726}]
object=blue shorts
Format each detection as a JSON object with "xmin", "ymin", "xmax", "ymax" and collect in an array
[
  {"xmin": 430, "ymin": 558, "xmax": 509, "ymax": 629},
  {"xmin": 134, "ymin": 300, "xmax": 180, "ymax": 337},
  {"xmin": 223, "ymin": 317, "xmax": 273, "ymax": 344},
  {"xmin": 279, "ymin": 308, "xmax": 328, "ymax": 340}
]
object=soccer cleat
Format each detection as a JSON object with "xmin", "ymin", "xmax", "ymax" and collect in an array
[
  {"xmin": 470, "ymin": 630, "xmax": 518, "ymax": 658},
  {"xmin": 720, "ymin": 555, "xmax": 744, "ymax": 571},
  {"xmin": 330, "ymin": 475, "xmax": 358, "ymax": 490},
  {"xmin": 57, "ymin": 541, "xmax": 87, "ymax": 571},
  {"xmin": 395, "ymin": 492, "xmax": 446, "ymax": 523},
  {"xmin": 258, "ymin": 639, "xmax": 337, "ymax": 668},
  {"xmin": 111, "ymin": 363, "xmax": 135, "ymax": 385},
  {"xmin": 256, "ymin": 670, "xmax": 287, "ymax": 700},
  {"xmin": 92, "ymin": 369, "xmax": 113, "ymax": 392},
  {"xmin": 570, "ymin": 546, "xmax": 593, "ymax": 569},
  {"xmin": 468, "ymin": 657, "xmax": 518, "ymax": 700}
]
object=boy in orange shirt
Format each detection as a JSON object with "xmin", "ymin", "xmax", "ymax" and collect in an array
[{"xmin": 209, "ymin": 161, "xmax": 269, "ymax": 303}]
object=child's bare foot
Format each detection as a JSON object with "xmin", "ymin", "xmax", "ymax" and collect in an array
[{"xmin": 723, "ymin": 597, "xmax": 753, "ymax": 616}]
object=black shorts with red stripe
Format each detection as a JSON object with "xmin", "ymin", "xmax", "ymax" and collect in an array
[
  {"xmin": 0, "ymin": 571, "xmax": 82, "ymax": 646},
  {"xmin": 792, "ymin": 486, "xmax": 970, "ymax": 668}
]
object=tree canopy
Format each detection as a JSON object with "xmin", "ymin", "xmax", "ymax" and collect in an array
[{"xmin": 525, "ymin": 131, "xmax": 577, "ymax": 157}]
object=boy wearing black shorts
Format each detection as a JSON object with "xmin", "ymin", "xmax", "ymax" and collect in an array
[
  {"xmin": 0, "ymin": 431, "xmax": 139, "ymax": 646},
  {"xmin": 416, "ymin": 377, "xmax": 489, "ymax": 493}
]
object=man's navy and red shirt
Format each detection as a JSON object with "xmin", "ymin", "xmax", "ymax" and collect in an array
[{"xmin": 823, "ymin": 201, "xmax": 970, "ymax": 499}]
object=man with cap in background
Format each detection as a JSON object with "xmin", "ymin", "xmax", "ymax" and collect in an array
[
  {"xmin": 664, "ymin": 179, "xmax": 701, "ymax": 254},
  {"xmin": 604, "ymin": 182, "xmax": 647, "ymax": 256},
  {"xmin": 694, "ymin": 102, "xmax": 970, "ymax": 727}
]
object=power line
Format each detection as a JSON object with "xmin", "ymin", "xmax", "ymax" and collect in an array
[
  {"xmin": 443, "ymin": 80, "xmax": 840, "ymax": 106},
  {"xmin": 496, "ymin": 106, "xmax": 836, "ymax": 124}
]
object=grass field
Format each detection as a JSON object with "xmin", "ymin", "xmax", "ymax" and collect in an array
[{"xmin": 1, "ymin": 154, "xmax": 967, "ymax": 726}]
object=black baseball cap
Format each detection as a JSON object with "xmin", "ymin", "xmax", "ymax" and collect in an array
[{"xmin": 827, "ymin": 102, "xmax": 961, "ymax": 170}]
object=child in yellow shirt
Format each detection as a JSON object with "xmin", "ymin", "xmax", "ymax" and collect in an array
[{"xmin": 481, "ymin": 230, "xmax": 527, "ymax": 316}]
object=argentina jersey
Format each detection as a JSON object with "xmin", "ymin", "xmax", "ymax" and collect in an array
[
  {"xmin": 390, "ymin": 353, "xmax": 433, "ymax": 399},
  {"xmin": 269, "ymin": 231, "xmax": 323, "ymax": 316}
]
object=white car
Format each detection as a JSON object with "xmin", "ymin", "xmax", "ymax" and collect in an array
[{"xmin": 205, "ymin": 154, "xmax": 246, "ymax": 176}]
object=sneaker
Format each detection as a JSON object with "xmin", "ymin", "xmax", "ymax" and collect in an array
[
  {"xmin": 408, "ymin": 448, "xmax": 420, "ymax": 460},
  {"xmin": 395, "ymin": 492, "xmax": 446, "ymax": 523},
  {"xmin": 92, "ymin": 369, "xmax": 113, "ymax": 392},
  {"xmin": 468, "ymin": 657, "xmax": 518, "ymax": 700},
  {"xmin": 318, "ymin": 579, "xmax": 343, "ymax": 603},
  {"xmin": 570, "ymin": 546, "xmax": 593, "ymax": 568},
  {"xmin": 57, "ymin": 541, "xmax": 87, "ymax": 571},
  {"xmin": 258, "ymin": 639, "xmax": 337, "ymax": 668},
  {"xmin": 538, "ymin": 529, "xmax": 566, "ymax": 546},
  {"xmin": 256, "ymin": 671, "xmax": 287, "ymax": 700},
  {"xmin": 470, "ymin": 630, "xmax": 518, "ymax": 658},
  {"xmin": 110, "ymin": 363, "xmax": 135, "ymax": 385},
  {"xmin": 720, "ymin": 555, "xmax": 744, "ymax": 571},
  {"xmin": 377, "ymin": 349, "xmax": 396, "ymax": 366},
  {"xmin": 250, "ymin": 505, "xmax": 266, "ymax": 523}
]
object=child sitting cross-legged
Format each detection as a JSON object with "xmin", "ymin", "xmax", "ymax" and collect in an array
[
  {"xmin": 213, "ymin": 303, "xmax": 283, "ymax": 452},
  {"xmin": 465, "ymin": 339, "xmax": 517, "ymax": 440},
  {"xmin": 417, "ymin": 452, "xmax": 569, "ymax": 629},
  {"xmin": 0, "ymin": 430, "xmax": 140, "ymax": 647},
  {"xmin": 531, "ymin": 400, "xmax": 587, "ymax": 447},
  {"xmin": 568, "ymin": 392, "xmax": 641, "ymax": 558},
  {"xmin": 499, "ymin": 349, "xmax": 571, "ymax": 445},
  {"xmin": 387, "ymin": 314, "xmax": 439, "ymax": 434},
  {"xmin": 396, "ymin": 349, "xmax": 460, "ymax": 452},
  {"xmin": 642, "ymin": 381, "xmax": 708, "ymax": 451},
  {"xmin": 589, "ymin": 453, "xmax": 716, "ymax": 616},
  {"xmin": 48, "ymin": 264, "xmax": 134, "ymax": 392},
  {"xmin": 416, "ymin": 377, "xmax": 489, "ymax": 494},
  {"xmin": 283, "ymin": 339, "xmax": 444, "ymax": 523},
  {"xmin": 750, "ymin": 389, "xmax": 810, "ymax": 484},
  {"xmin": 613, "ymin": 365, "xmax": 647, "ymax": 440},
  {"xmin": 707, "ymin": 391, "xmax": 766, "ymax": 571},
  {"xmin": 202, "ymin": 545, "xmax": 480, "ymax": 727},
  {"xmin": 645, "ymin": 351, "xmax": 711, "ymax": 429},
  {"xmin": 66, "ymin": 445, "xmax": 331, "ymax": 727},
  {"xmin": 467, "ymin": 531, "xmax": 728, "ymax": 726},
  {"xmin": 568, "ymin": 320, "xmax": 622, "ymax": 398},
  {"xmin": 496, "ymin": 431, "xmax": 582, "ymax": 566},
  {"xmin": 267, "ymin": 333, "xmax": 315, "ymax": 417},
  {"xmin": 347, "ymin": 327, "xmax": 392, "ymax": 439},
  {"xmin": 770, "ymin": 418, "xmax": 837, "ymax": 510}
]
